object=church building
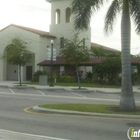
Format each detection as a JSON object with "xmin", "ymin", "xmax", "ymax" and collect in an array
[
  {"xmin": 0, "ymin": 0, "xmax": 91, "ymax": 81},
  {"xmin": 40, "ymin": 0, "xmax": 92, "ymax": 78},
  {"xmin": 0, "ymin": 0, "xmax": 123, "ymax": 81}
]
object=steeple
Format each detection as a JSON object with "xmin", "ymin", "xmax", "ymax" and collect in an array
[
  {"xmin": 46, "ymin": 0, "xmax": 91, "ymax": 50},
  {"xmin": 46, "ymin": 0, "xmax": 72, "ymax": 25}
]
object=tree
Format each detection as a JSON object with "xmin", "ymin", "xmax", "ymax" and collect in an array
[
  {"xmin": 71, "ymin": 0, "xmax": 140, "ymax": 111},
  {"xmin": 95, "ymin": 57, "xmax": 122, "ymax": 84},
  {"xmin": 60, "ymin": 33, "xmax": 90, "ymax": 89},
  {"xmin": 91, "ymin": 46, "xmax": 120, "ymax": 57},
  {"xmin": 91, "ymin": 46, "xmax": 106, "ymax": 57},
  {"xmin": 2, "ymin": 37, "xmax": 32, "ymax": 86}
]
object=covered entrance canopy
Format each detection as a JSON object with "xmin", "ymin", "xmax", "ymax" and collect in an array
[
  {"xmin": 37, "ymin": 56, "xmax": 140, "ymax": 80},
  {"xmin": 37, "ymin": 56, "xmax": 140, "ymax": 66}
]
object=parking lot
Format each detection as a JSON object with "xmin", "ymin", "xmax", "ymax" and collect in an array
[
  {"xmin": 0, "ymin": 86, "xmax": 121, "ymax": 100},
  {"xmin": 0, "ymin": 85, "xmax": 140, "ymax": 105},
  {"xmin": 1, "ymin": 85, "xmax": 140, "ymax": 103}
]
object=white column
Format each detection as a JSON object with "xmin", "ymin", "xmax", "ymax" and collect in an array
[{"xmin": 60, "ymin": 66, "xmax": 65, "ymax": 75}]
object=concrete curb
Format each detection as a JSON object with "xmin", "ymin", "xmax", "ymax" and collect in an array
[{"xmin": 33, "ymin": 106, "xmax": 140, "ymax": 119}]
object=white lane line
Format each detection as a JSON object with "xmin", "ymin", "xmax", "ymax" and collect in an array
[
  {"xmin": 37, "ymin": 90, "xmax": 46, "ymax": 96},
  {"xmin": 0, "ymin": 129, "xmax": 69, "ymax": 140},
  {"xmin": 8, "ymin": 88, "xmax": 15, "ymax": 94},
  {"xmin": 70, "ymin": 92, "xmax": 87, "ymax": 98}
]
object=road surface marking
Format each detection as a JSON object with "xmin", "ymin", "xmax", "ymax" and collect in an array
[
  {"xmin": 0, "ymin": 91, "xmax": 140, "ymax": 105},
  {"xmin": 24, "ymin": 107, "xmax": 140, "ymax": 122},
  {"xmin": 8, "ymin": 88, "xmax": 14, "ymax": 94},
  {"xmin": 37, "ymin": 90, "xmax": 46, "ymax": 96},
  {"xmin": 70, "ymin": 92, "xmax": 87, "ymax": 98},
  {"xmin": 0, "ymin": 129, "xmax": 69, "ymax": 140}
]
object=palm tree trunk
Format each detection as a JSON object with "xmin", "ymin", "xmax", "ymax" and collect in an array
[{"xmin": 120, "ymin": 0, "xmax": 135, "ymax": 111}]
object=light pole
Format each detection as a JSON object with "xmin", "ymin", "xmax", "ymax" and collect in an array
[{"xmin": 50, "ymin": 40, "xmax": 54, "ymax": 87}]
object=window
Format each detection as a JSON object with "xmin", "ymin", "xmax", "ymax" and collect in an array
[
  {"xmin": 55, "ymin": 9, "xmax": 61, "ymax": 24},
  {"xmin": 66, "ymin": 7, "xmax": 71, "ymax": 23},
  {"xmin": 60, "ymin": 37, "xmax": 64, "ymax": 48}
]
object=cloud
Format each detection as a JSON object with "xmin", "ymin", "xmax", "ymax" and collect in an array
[
  {"xmin": 0, "ymin": 0, "xmax": 51, "ymax": 30},
  {"xmin": 0, "ymin": 0, "xmax": 139, "ymax": 54}
]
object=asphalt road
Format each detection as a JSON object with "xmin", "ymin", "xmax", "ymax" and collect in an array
[{"xmin": 0, "ymin": 86, "xmax": 139, "ymax": 140}]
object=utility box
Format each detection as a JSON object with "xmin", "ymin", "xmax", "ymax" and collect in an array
[{"xmin": 39, "ymin": 75, "xmax": 47, "ymax": 85}]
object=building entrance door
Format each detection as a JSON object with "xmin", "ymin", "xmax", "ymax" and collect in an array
[{"xmin": 26, "ymin": 66, "xmax": 32, "ymax": 81}]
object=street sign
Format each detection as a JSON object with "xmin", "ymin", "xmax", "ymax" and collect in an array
[{"xmin": 46, "ymin": 48, "xmax": 56, "ymax": 61}]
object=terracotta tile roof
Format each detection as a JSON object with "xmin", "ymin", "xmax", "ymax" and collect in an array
[
  {"xmin": 131, "ymin": 57, "xmax": 140, "ymax": 64},
  {"xmin": 91, "ymin": 42, "xmax": 121, "ymax": 53},
  {"xmin": 38, "ymin": 57, "xmax": 140, "ymax": 66},
  {"xmin": 0, "ymin": 24, "xmax": 56, "ymax": 38},
  {"xmin": 37, "ymin": 57, "xmax": 106, "ymax": 66},
  {"xmin": 38, "ymin": 57, "xmax": 65, "ymax": 66}
]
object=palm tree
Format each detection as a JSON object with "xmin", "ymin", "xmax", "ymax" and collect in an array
[{"xmin": 71, "ymin": 0, "xmax": 140, "ymax": 111}]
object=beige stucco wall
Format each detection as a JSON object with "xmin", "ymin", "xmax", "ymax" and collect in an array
[
  {"xmin": 0, "ymin": 0, "xmax": 92, "ymax": 81},
  {"xmin": 49, "ymin": 0, "xmax": 91, "ymax": 55},
  {"xmin": 48, "ymin": 0, "xmax": 92, "ymax": 78},
  {"xmin": 0, "ymin": 26, "xmax": 51, "ymax": 81}
]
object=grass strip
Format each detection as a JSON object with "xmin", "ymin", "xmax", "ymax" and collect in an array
[
  {"xmin": 39, "ymin": 104, "xmax": 140, "ymax": 115},
  {"xmin": 23, "ymin": 82, "xmax": 120, "ymax": 88}
]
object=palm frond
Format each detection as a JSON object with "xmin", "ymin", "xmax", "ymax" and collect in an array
[
  {"xmin": 90, "ymin": 0, "xmax": 108, "ymax": 13},
  {"xmin": 104, "ymin": 0, "xmax": 122, "ymax": 35},
  {"xmin": 71, "ymin": 0, "xmax": 92, "ymax": 30},
  {"xmin": 129, "ymin": 0, "xmax": 140, "ymax": 35},
  {"xmin": 71, "ymin": 0, "xmax": 107, "ymax": 30}
]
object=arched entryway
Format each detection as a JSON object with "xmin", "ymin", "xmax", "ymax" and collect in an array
[{"xmin": 2, "ymin": 47, "xmax": 35, "ymax": 81}]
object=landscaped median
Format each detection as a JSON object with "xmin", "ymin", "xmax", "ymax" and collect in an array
[{"xmin": 37, "ymin": 104, "xmax": 140, "ymax": 115}]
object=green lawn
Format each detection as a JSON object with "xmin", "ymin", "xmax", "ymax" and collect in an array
[
  {"xmin": 39, "ymin": 104, "xmax": 140, "ymax": 115},
  {"xmin": 23, "ymin": 82, "xmax": 120, "ymax": 88},
  {"xmin": 54, "ymin": 82, "xmax": 119, "ymax": 88}
]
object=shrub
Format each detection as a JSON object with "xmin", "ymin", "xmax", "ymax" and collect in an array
[
  {"xmin": 86, "ymin": 71, "xmax": 92, "ymax": 79},
  {"xmin": 56, "ymin": 76, "xmax": 76, "ymax": 83},
  {"xmin": 81, "ymin": 78, "xmax": 94, "ymax": 83},
  {"xmin": 32, "ymin": 70, "xmax": 47, "ymax": 82}
]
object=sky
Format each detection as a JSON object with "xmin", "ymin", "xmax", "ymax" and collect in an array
[{"xmin": 0, "ymin": 0, "xmax": 140, "ymax": 54}]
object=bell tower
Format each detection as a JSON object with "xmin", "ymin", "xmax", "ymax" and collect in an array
[{"xmin": 46, "ymin": 0, "xmax": 91, "ymax": 50}]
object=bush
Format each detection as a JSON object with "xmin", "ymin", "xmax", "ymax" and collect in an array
[
  {"xmin": 81, "ymin": 78, "xmax": 94, "ymax": 83},
  {"xmin": 56, "ymin": 76, "xmax": 76, "ymax": 83},
  {"xmin": 95, "ymin": 57, "xmax": 121, "ymax": 84},
  {"xmin": 32, "ymin": 70, "xmax": 47, "ymax": 82},
  {"xmin": 86, "ymin": 71, "xmax": 92, "ymax": 79}
]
